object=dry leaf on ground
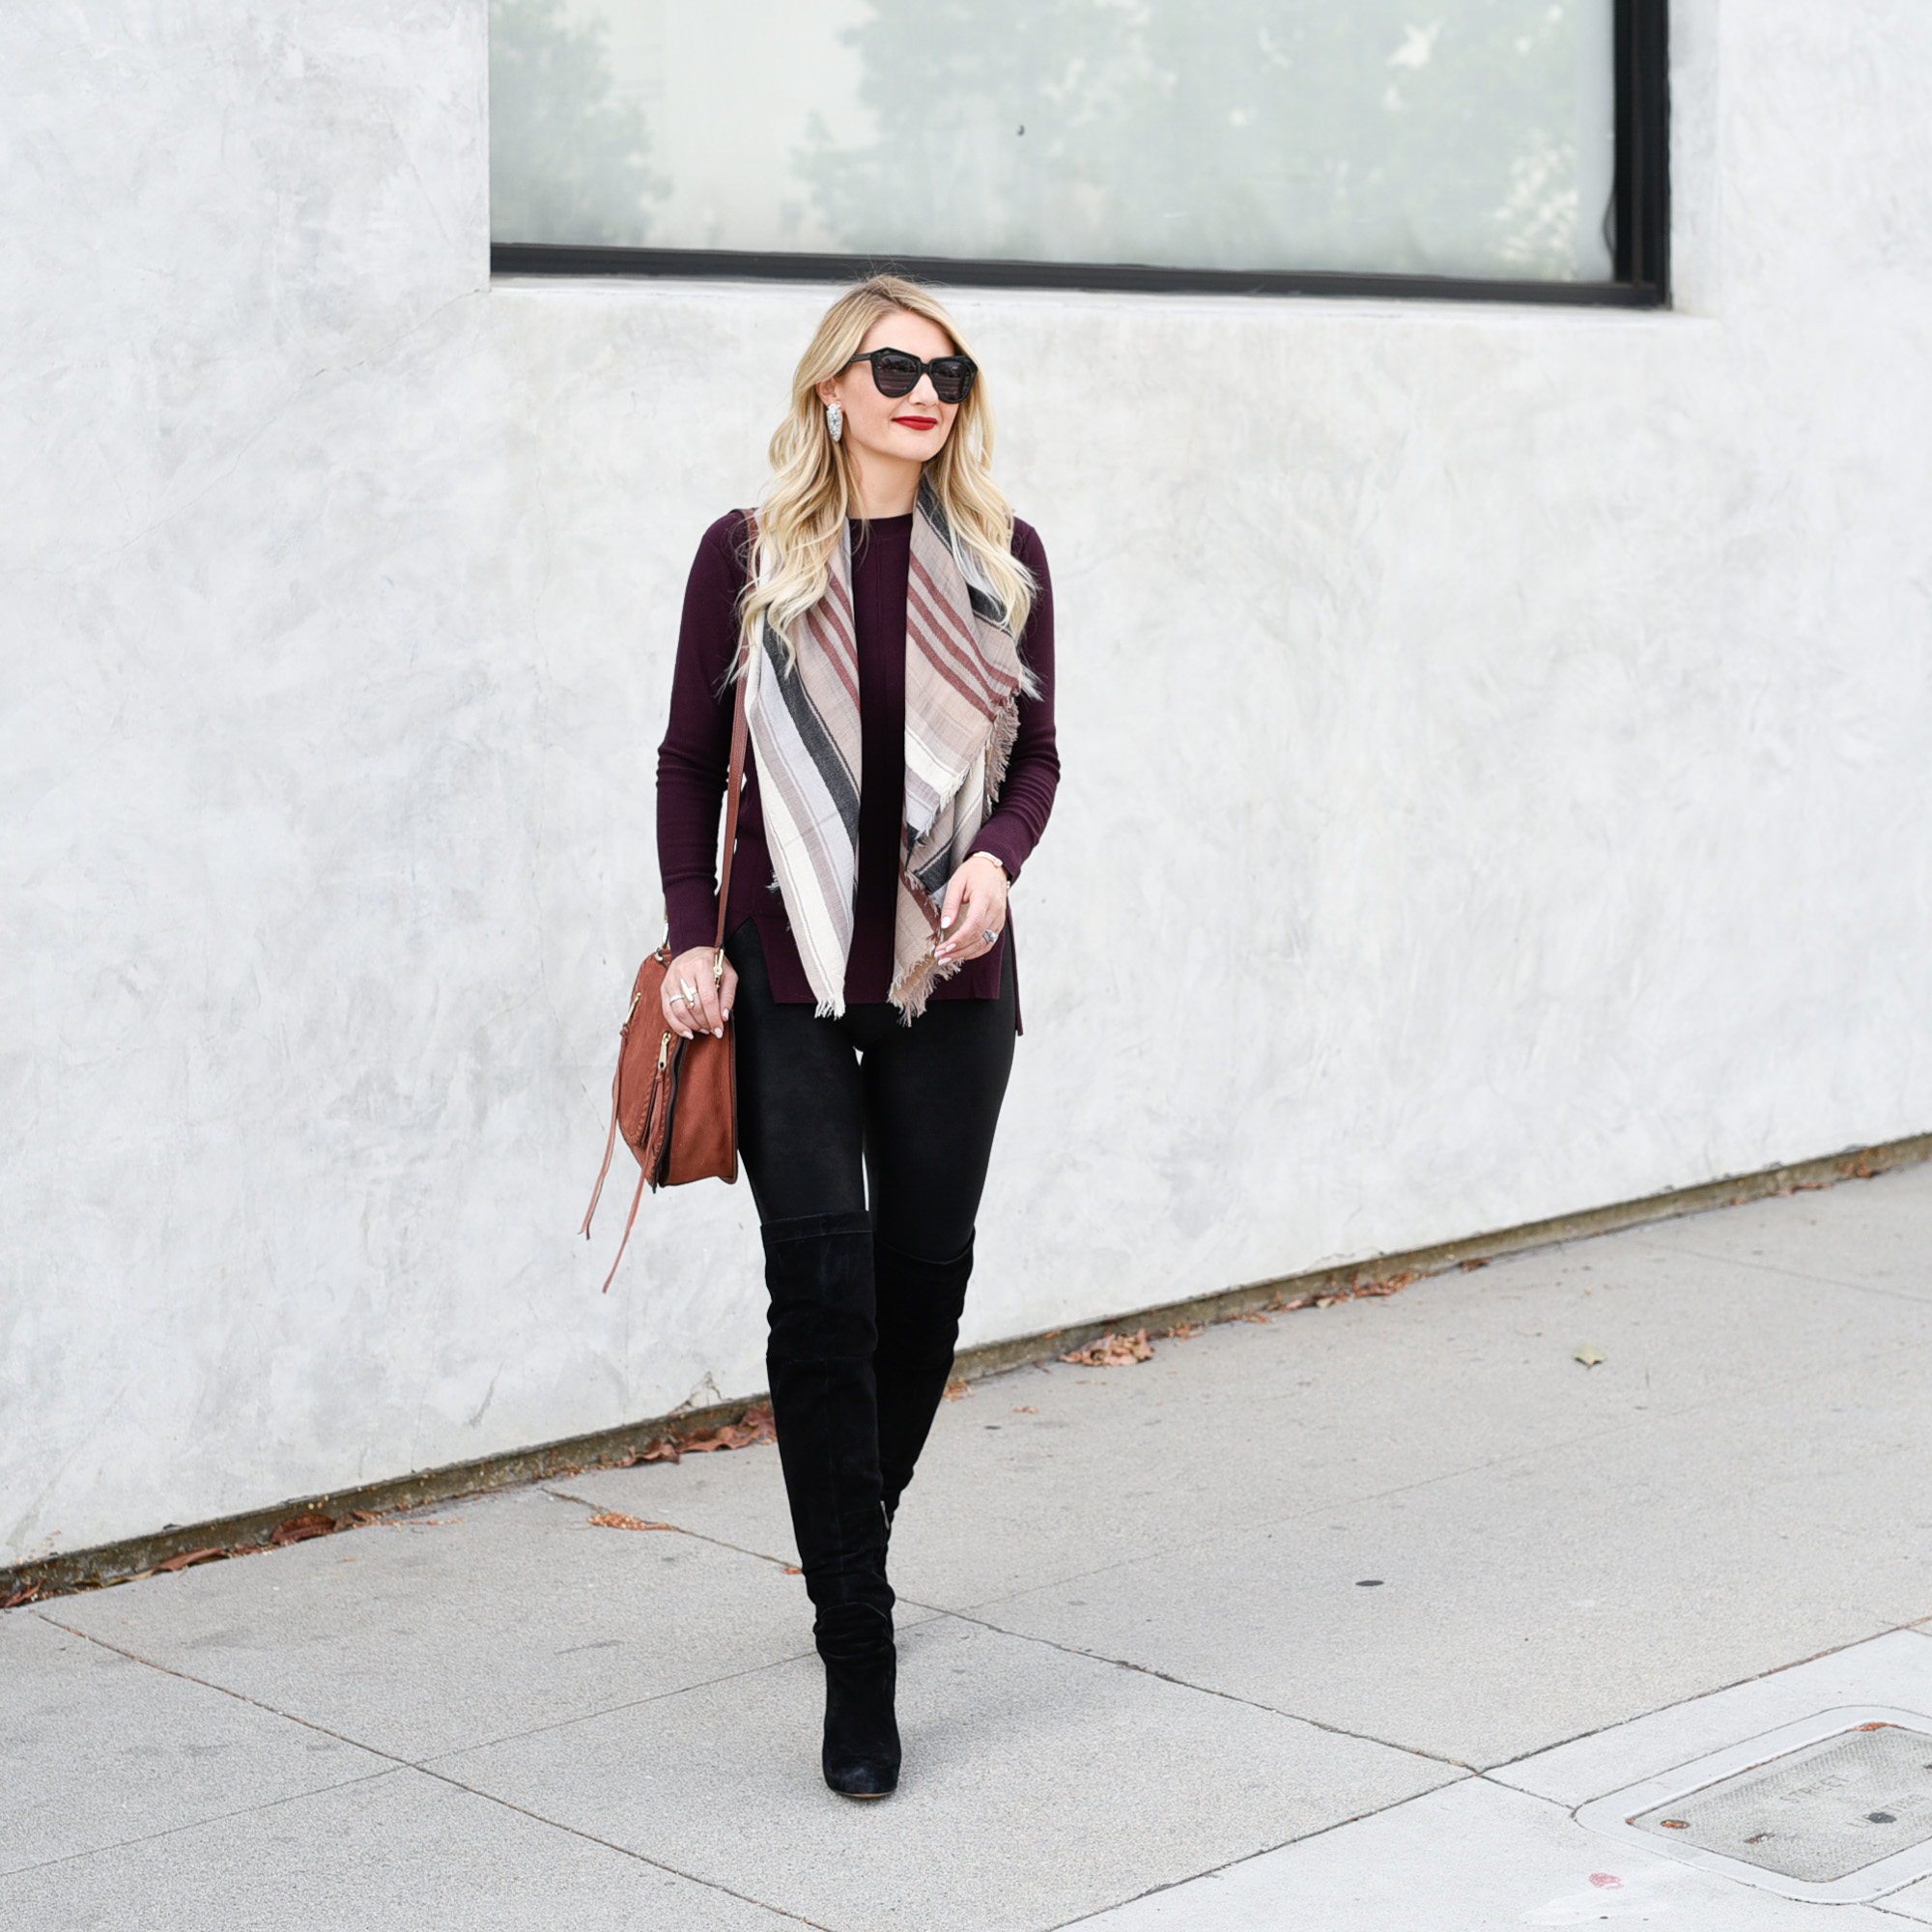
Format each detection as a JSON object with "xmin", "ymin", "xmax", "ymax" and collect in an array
[
  {"xmin": 270, "ymin": 1511, "xmax": 337, "ymax": 1547},
  {"xmin": 1164, "ymin": 1321, "xmax": 1203, "ymax": 1340},
  {"xmin": 1574, "ymin": 1343, "xmax": 1606, "ymax": 1368},
  {"xmin": 942, "ymin": 1378, "xmax": 973, "ymax": 1401},
  {"xmin": 1060, "ymin": 1328, "xmax": 1154, "ymax": 1367},
  {"xmin": 680, "ymin": 1403, "xmax": 777, "ymax": 1455},
  {"xmin": 588, "ymin": 1512, "xmax": 673, "ymax": 1532},
  {"xmin": 608, "ymin": 1407, "xmax": 774, "ymax": 1468},
  {"xmin": 155, "ymin": 1548, "xmax": 227, "ymax": 1573},
  {"xmin": 2, "ymin": 1582, "xmax": 45, "ymax": 1607},
  {"xmin": 1012, "ymin": 1405, "xmax": 1037, "ymax": 1413},
  {"xmin": 1350, "ymin": 1269, "xmax": 1418, "ymax": 1299}
]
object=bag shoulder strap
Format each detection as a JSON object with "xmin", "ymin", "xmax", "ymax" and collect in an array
[
  {"xmin": 713, "ymin": 665, "xmax": 749, "ymax": 954},
  {"xmin": 712, "ymin": 508, "xmax": 755, "ymax": 954}
]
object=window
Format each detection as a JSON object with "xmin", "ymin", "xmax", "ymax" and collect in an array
[{"xmin": 489, "ymin": 0, "xmax": 1666, "ymax": 304}]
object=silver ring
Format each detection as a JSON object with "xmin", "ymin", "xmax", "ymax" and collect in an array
[
  {"xmin": 980, "ymin": 929, "xmax": 998, "ymax": 945},
  {"xmin": 668, "ymin": 993, "xmax": 687, "ymax": 1006}
]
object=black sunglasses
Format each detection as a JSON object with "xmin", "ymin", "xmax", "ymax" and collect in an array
[{"xmin": 843, "ymin": 347, "xmax": 979, "ymax": 405}]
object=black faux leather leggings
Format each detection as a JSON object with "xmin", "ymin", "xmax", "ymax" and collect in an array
[{"xmin": 724, "ymin": 921, "xmax": 1016, "ymax": 1259}]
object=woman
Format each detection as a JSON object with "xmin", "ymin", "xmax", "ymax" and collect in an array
[{"xmin": 654, "ymin": 275, "xmax": 1058, "ymax": 1798}]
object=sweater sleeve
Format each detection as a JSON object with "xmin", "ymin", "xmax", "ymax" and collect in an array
[
  {"xmin": 969, "ymin": 520, "xmax": 1060, "ymax": 884},
  {"xmin": 655, "ymin": 512, "xmax": 749, "ymax": 954}
]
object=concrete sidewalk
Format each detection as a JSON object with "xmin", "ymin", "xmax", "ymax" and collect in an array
[{"xmin": 8, "ymin": 1161, "xmax": 1932, "ymax": 1929}]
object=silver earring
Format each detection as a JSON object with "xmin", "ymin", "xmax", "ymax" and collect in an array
[{"xmin": 826, "ymin": 401, "xmax": 842, "ymax": 443}]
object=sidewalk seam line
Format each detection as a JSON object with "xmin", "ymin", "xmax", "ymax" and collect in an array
[
  {"xmin": 907, "ymin": 1602, "xmax": 1473, "ymax": 1772},
  {"xmin": 1640, "ymin": 1237, "xmax": 1932, "ymax": 1309},
  {"xmin": 1041, "ymin": 1772, "xmax": 1553, "ymax": 1929},
  {"xmin": 918, "ymin": 1609, "xmax": 1932, "ymax": 1786},
  {"xmin": 31, "ymin": 1613, "xmax": 823, "ymax": 1928},
  {"xmin": 412, "ymin": 1646, "xmax": 823, "ymax": 1760},
  {"xmin": 1479, "ymin": 1619, "xmax": 1932, "ymax": 1776},
  {"xmin": 541, "ymin": 1485, "xmax": 802, "ymax": 1574},
  {"xmin": 0, "ymin": 1759, "xmax": 405, "ymax": 1883},
  {"xmin": 403, "ymin": 1761, "xmax": 828, "ymax": 1928}
]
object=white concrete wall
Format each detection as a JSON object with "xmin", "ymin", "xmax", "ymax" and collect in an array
[{"xmin": 7, "ymin": 1, "xmax": 1931, "ymax": 1561}]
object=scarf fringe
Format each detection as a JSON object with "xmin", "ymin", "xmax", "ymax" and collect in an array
[
  {"xmin": 890, "ymin": 877, "xmax": 953, "ymax": 1022},
  {"xmin": 890, "ymin": 942, "xmax": 962, "ymax": 1023},
  {"xmin": 984, "ymin": 692, "xmax": 1022, "ymax": 809}
]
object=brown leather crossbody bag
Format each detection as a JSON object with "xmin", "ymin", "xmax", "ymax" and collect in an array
[{"xmin": 580, "ymin": 667, "xmax": 747, "ymax": 1292}]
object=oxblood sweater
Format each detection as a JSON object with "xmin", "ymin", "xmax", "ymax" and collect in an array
[{"xmin": 656, "ymin": 509, "xmax": 1059, "ymax": 1009}]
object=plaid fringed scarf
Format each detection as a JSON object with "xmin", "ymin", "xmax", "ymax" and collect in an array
[{"xmin": 744, "ymin": 482, "xmax": 1031, "ymax": 1019}]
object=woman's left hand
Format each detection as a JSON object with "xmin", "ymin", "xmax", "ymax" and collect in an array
[{"xmin": 935, "ymin": 851, "xmax": 1009, "ymax": 965}]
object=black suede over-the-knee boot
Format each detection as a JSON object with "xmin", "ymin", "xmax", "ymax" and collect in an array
[
  {"xmin": 873, "ymin": 1236, "xmax": 975, "ymax": 1525},
  {"xmin": 760, "ymin": 1209, "xmax": 899, "ymax": 1798}
]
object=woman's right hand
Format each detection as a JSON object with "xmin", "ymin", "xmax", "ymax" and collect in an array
[{"xmin": 662, "ymin": 946, "xmax": 737, "ymax": 1040}]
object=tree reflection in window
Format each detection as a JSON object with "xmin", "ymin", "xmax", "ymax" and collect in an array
[
  {"xmin": 489, "ymin": 0, "xmax": 665, "ymax": 245},
  {"xmin": 794, "ymin": 0, "xmax": 1612, "ymax": 281}
]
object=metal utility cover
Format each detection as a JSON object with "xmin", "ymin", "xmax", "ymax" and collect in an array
[{"xmin": 1576, "ymin": 1706, "xmax": 1932, "ymax": 1904}]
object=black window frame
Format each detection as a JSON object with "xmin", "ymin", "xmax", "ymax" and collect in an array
[{"xmin": 492, "ymin": 0, "xmax": 1668, "ymax": 309}]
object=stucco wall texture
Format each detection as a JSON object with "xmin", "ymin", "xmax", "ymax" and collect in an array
[{"xmin": 6, "ymin": 1, "xmax": 1930, "ymax": 1561}]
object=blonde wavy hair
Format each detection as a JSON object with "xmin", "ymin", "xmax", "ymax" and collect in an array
[{"xmin": 740, "ymin": 275, "xmax": 1034, "ymax": 669}]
